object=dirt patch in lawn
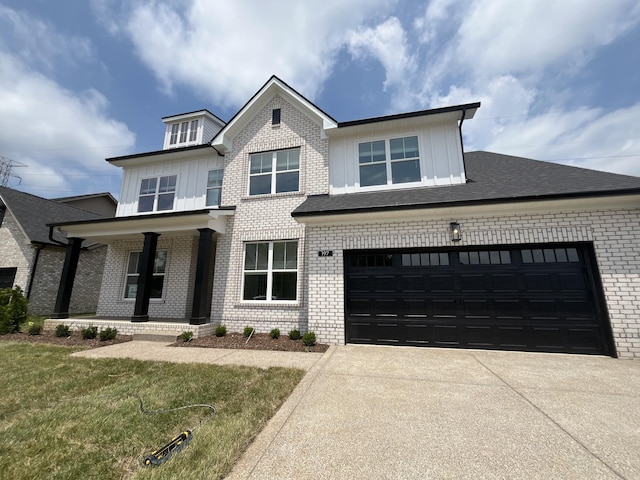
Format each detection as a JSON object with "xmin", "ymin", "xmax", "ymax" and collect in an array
[
  {"xmin": 172, "ymin": 332, "xmax": 330, "ymax": 353},
  {"xmin": 0, "ymin": 331, "xmax": 132, "ymax": 349}
]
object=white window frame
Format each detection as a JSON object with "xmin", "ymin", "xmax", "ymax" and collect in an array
[
  {"xmin": 206, "ymin": 168, "xmax": 223, "ymax": 207},
  {"xmin": 137, "ymin": 174, "xmax": 178, "ymax": 213},
  {"xmin": 248, "ymin": 148, "xmax": 300, "ymax": 196},
  {"xmin": 241, "ymin": 240, "xmax": 299, "ymax": 302},
  {"xmin": 123, "ymin": 250, "xmax": 168, "ymax": 300},
  {"xmin": 168, "ymin": 120, "xmax": 199, "ymax": 146},
  {"xmin": 356, "ymin": 134, "xmax": 423, "ymax": 191}
]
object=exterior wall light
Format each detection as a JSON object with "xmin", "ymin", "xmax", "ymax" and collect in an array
[{"xmin": 450, "ymin": 222, "xmax": 461, "ymax": 242}]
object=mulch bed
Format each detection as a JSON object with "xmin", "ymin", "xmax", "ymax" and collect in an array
[
  {"xmin": 172, "ymin": 332, "xmax": 330, "ymax": 353},
  {"xmin": 1, "ymin": 331, "xmax": 329, "ymax": 353},
  {"xmin": 0, "ymin": 331, "xmax": 132, "ymax": 349}
]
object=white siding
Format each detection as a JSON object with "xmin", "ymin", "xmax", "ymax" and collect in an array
[
  {"xmin": 116, "ymin": 155, "xmax": 224, "ymax": 216},
  {"xmin": 202, "ymin": 117, "xmax": 221, "ymax": 143},
  {"xmin": 329, "ymin": 121, "xmax": 465, "ymax": 194}
]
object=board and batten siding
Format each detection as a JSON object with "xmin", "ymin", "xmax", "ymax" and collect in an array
[
  {"xmin": 329, "ymin": 121, "xmax": 465, "ymax": 195},
  {"xmin": 116, "ymin": 155, "xmax": 224, "ymax": 217}
]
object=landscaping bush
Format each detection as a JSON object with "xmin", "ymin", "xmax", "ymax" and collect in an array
[
  {"xmin": 269, "ymin": 328, "xmax": 280, "ymax": 339},
  {"xmin": 81, "ymin": 326, "xmax": 98, "ymax": 340},
  {"xmin": 27, "ymin": 323, "xmax": 42, "ymax": 336},
  {"xmin": 288, "ymin": 329, "xmax": 301, "ymax": 340},
  {"xmin": 302, "ymin": 331, "xmax": 316, "ymax": 346},
  {"xmin": 215, "ymin": 324, "xmax": 227, "ymax": 337},
  {"xmin": 243, "ymin": 326, "xmax": 254, "ymax": 338},
  {"xmin": 99, "ymin": 327, "xmax": 117, "ymax": 341},
  {"xmin": 0, "ymin": 286, "xmax": 28, "ymax": 335},
  {"xmin": 179, "ymin": 331, "xmax": 193, "ymax": 342},
  {"xmin": 54, "ymin": 324, "xmax": 71, "ymax": 338}
]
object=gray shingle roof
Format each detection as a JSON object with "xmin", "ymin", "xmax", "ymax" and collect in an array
[
  {"xmin": 0, "ymin": 187, "xmax": 105, "ymax": 245},
  {"xmin": 292, "ymin": 151, "xmax": 640, "ymax": 217}
]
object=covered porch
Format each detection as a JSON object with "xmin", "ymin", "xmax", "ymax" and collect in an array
[{"xmin": 48, "ymin": 208, "xmax": 234, "ymax": 333}]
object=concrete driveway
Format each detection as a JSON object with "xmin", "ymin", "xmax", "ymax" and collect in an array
[{"xmin": 228, "ymin": 345, "xmax": 640, "ymax": 480}]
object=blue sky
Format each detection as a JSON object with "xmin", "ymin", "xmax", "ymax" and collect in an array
[{"xmin": 1, "ymin": 0, "xmax": 639, "ymax": 199}]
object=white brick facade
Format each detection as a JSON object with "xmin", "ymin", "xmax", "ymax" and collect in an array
[{"xmin": 305, "ymin": 206, "xmax": 640, "ymax": 358}]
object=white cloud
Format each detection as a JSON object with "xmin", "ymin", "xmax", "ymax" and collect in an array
[
  {"xmin": 97, "ymin": 0, "xmax": 396, "ymax": 107},
  {"xmin": 0, "ymin": 5, "xmax": 94, "ymax": 73},
  {"xmin": 0, "ymin": 52, "xmax": 134, "ymax": 196}
]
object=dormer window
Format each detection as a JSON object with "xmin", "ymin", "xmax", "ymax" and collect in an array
[{"xmin": 169, "ymin": 120, "xmax": 199, "ymax": 146}]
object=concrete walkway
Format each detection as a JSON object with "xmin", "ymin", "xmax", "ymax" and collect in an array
[{"xmin": 74, "ymin": 342, "xmax": 640, "ymax": 479}]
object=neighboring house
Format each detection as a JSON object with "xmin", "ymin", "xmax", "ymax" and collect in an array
[
  {"xmin": 50, "ymin": 76, "xmax": 640, "ymax": 358},
  {"xmin": 0, "ymin": 187, "xmax": 113, "ymax": 315},
  {"xmin": 53, "ymin": 192, "xmax": 118, "ymax": 217}
]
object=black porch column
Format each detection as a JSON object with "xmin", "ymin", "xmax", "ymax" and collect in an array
[
  {"xmin": 131, "ymin": 232, "xmax": 160, "ymax": 322},
  {"xmin": 51, "ymin": 237, "xmax": 84, "ymax": 319},
  {"xmin": 190, "ymin": 228, "xmax": 214, "ymax": 325}
]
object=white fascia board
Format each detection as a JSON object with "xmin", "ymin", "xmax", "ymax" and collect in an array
[
  {"xmin": 294, "ymin": 194, "xmax": 640, "ymax": 227},
  {"xmin": 58, "ymin": 210, "xmax": 234, "ymax": 243}
]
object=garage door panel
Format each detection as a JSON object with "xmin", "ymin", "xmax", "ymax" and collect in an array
[{"xmin": 345, "ymin": 245, "xmax": 610, "ymax": 355}]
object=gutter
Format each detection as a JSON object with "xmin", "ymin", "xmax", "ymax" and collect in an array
[
  {"xmin": 48, "ymin": 225, "xmax": 69, "ymax": 247},
  {"xmin": 26, "ymin": 244, "xmax": 44, "ymax": 300}
]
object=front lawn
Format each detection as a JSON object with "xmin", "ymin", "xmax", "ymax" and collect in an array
[{"xmin": 0, "ymin": 342, "xmax": 305, "ymax": 479}]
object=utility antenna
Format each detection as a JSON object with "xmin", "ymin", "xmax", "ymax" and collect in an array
[{"xmin": 0, "ymin": 156, "xmax": 26, "ymax": 187}]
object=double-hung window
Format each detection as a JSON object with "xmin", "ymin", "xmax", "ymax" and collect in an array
[
  {"xmin": 249, "ymin": 148, "xmax": 299, "ymax": 195},
  {"xmin": 168, "ymin": 120, "xmax": 199, "ymax": 146},
  {"xmin": 358, "ymin": 135, "xmax": 421, "ymax": 187},
  {"xmin": 138, "ymin": 175, "xmax": 177, "ymax": 212},
  {"xmin": 124, "ymin": 251, "xmax": 167, "ymax": 299},
  {"xmin": 206, "ymin": 169, "xmax": 223, "ymax": 206},
  {"xmin": 243, "ymin": 241, "xmax": 298, "ymax": 301}
]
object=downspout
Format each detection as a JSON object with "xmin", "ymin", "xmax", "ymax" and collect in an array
[
  {"xmin": 48, "ymin": 225, "xmax": 68, "ymax": 247},
  {"xmin": 27, "ymin": 244, "xmax": 44, "ymax": 300},
  {"xmin": 458, "ymin": 108, "xmax": 468, "ymax": 182}
]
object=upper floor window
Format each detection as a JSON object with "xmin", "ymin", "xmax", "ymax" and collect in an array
[
  {"xmin": 249, "ymin": 148, "xmax": 299, "ymax": 196},
  {"xmin": 169, "ymin": 120, "xmax": 199, "ymax": 146},
  {"xmin": 138, "ymin": 175, "xmax": 177, "ymax": 212},
  {"xmin": 358, "ymin": 135, "xmax": 421, "ymax": 187},
  {"xmin": 206, "ymin": 169, "xmax": 223, "ymax": 206}
]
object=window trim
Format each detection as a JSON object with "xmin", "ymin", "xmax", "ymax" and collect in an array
[
  {"xmin": 241, "ymin": 240, "xmax": 299, "ymax": 303},
  {"xmin": 356, "ymin": 133, "xmax": 423, "ymax": 191},
  {"xmin": 247, "ymin": 148, "xmax": 300, "ymax": 196},
  {"xmin": 137, "ymin": 174, "xmax": 178, "ymax": 213},
  {"xmin": 123, "ymin": 250, "xmax": 168, "ymax": 300},
  {"xmin": 206, "ymin": 168, "xmax": 224, "ymax": 207}
]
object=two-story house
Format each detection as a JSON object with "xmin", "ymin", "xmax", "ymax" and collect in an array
[{"xmin": 49, "ymin": 76, "xmax": 640, "ymax": 358}]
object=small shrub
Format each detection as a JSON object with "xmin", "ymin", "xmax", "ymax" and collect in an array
[
  {"xmin": 179, "ymin": 331, "xmax": 193, "ymax": 342},
  {"xmin": 269, "ymin": 328, "xmax": 280, "ymax": 339},
  {"xmin": 215, "ymin": 324, "xmax": 227, "ymax": 337},
  {"xmin": 55, "ymin": 324, "xmax": 71, "ymax": 338},
  {"xmin": 99, "ymin": 327, "xmax": 117, "ymax": 341},
  {"xmin": 0, "ymin": 286, "xmax": 28, "ymax": 334},
  {"xmin": 81, "ymin": 326, "xmax": 98, "ymax": 339},
  {"xmin": 302, "ymin": 331, "xmax": 316, "ymax": 346},
  {"xmin": 288, "ymin": 329, "xmax": 301, "ymax": 340},
  {"xmin": 243, "ymin": 326, "xmax": 254, "ymax": 338},
  {"xmin": 28, "ymin": 323, "xmax": 42, "ymax": 336}
]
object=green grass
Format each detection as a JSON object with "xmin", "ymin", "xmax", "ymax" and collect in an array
[{"xmin": 0, "ymin": 342, "xmax": 305, "ymax": 479}]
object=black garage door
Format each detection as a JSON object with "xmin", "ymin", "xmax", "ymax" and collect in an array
[{"xmin": 345, "ymin": 244, "xmax": 613, "ymax": 355}]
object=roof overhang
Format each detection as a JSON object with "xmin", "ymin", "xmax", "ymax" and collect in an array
[
  {"xmin": 49, "ymin": 208, "xmax": 235, "ymax": 243},
  {"xmin": 212, "ymin": 76, "xmax": 338, "ymax": 153},
  {"xmin": 293, "ymin": 193, "xmax": 640, "ymax": 226},
  {"xmin": 106, "ymin": 144, "xmax": 217, "ymax": 167},
  {"xmin": 328, "ymin": 102, "xmax": 480, "ymax": 138}
]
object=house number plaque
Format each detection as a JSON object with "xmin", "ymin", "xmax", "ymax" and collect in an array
[{"xmin": 318, "ymin": 250, "xmax": 333, "ymax": 257}]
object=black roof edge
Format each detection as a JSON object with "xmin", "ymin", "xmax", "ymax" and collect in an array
[
  {"xmin": 211, "ymin": 75, "xmax": 338, "ymax": 145},
  {"xmin": 48, "ymin": 206, "xmax": 236, "ymax": 228},
  {"xmin": 337, "ymin": 102, "xmax": 481, "ymax": 128},
  {"xmin": 106, "ymin": 143, "xmax": 215, "ymax": 163},
  {"xmin": 291, "ymin": 188, "xmax": 640, "ymax": 218},
  {"xmin": 162, "ymin": 108, "xmax": 227, "ymax": 125}
]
